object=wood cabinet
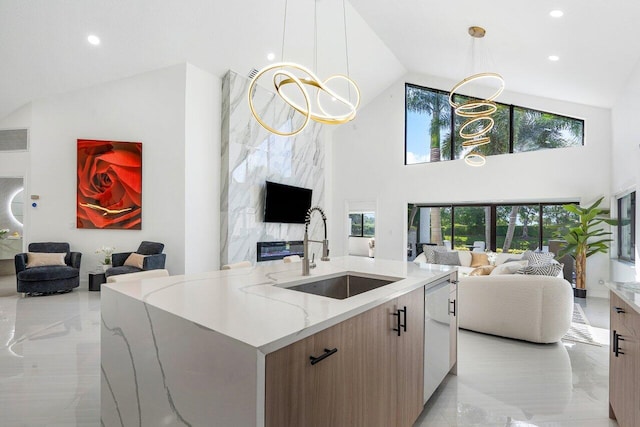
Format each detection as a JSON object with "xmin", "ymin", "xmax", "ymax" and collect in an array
[
  {"xmin": 449, "ymin": 274, "xmax": 458, "ymax": 374},
  {"xmin": 609, "ymin": 291, "xmax": 640, "ymax": 427},
  {"xmin": 396, "ymin": 287, "xmax": 425, "ymax": 426},
  {"xmin": 265, "ymin": 287, "xmax": 425, "ymax": 427}
]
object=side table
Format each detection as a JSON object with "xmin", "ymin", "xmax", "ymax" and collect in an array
[{"xmin": 88, "ymin": 271, "xmax": 106, "ymax": 291}]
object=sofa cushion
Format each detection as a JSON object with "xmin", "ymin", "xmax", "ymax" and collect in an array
[
  {"xmin": 26, "ymin": 252, "xmax": 66, "ymax": 268},
  {"xmin": 495, "ymin": 253, "xmax": 523, "ymax": 265},
  {"xmin": 469, "ymin": 265, "xmax": 495, "ymax": 276},
  {"xmin": 137, "ymin": 241, "xmax": 164, "ymax": 255},
  {"xmin": 422, "ymin": 245, "xmax": 448, "ymax": 263},
  {"xmin": 517, "ymin": 261, "xmax": 564, "ymax": 277},
  {"xmin": 28, "ymin": 242, "xmax": 70, "ymax": 254},
  {"xmin": 434, "ymin": 250, "xmax": 461, "ymax": 266},
  {"xmin": 125, "ymin": 253, "xmax": 147, "ymax": 269},
  {"xmin": 522, "ymin": 250, "xmax": 555, "ymax": 265},
  {"xmin": 106, "ymin": 269, "xmax": 169, "ymax": 283},
  {"xmin": 18, "ymin": 265, "xmax": 79, "ymax": 282},
  {"xmin": 470, "ymin": 252, "xmax": 489, "ymax": 267},
  {"xmin": 491, "ymin": 260, "xmax": 529, "ymax": 275},
  {"xmin": 105, "ymin": 265, "xmax": 142, "ymax": 277},
  {"xmin": 457, "ymin": 251, "xmax": 472, "ymax": 267}
]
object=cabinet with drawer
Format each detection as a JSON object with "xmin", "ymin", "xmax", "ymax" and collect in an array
[{"xmin": 609, "ymin": 291, "xmax": 640, "ymax": 427}]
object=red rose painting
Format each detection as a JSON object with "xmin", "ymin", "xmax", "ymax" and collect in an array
[{"xmin": 77, "ymin": 139, "xmax": 142, "ymax": 229}]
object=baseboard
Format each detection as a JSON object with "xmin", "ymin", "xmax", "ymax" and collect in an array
[{"xmin": 586, "ymin": 288, "xmax": 608, "ymax": 299}]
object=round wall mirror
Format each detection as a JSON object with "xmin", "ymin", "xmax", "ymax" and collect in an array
[{"xmin": 10, "ymin": 188, "xmax": 24, "ymax": 227}]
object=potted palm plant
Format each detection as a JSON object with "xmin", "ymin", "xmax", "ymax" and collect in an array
[{"xmin": 557, "ymin": 196, "xmax": 617, "ymax": 298}]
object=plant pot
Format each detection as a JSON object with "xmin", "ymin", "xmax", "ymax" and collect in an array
[
  {"xmin": 101, "ymin": 264, "xmax": 110, "ymax": 272},
  {"xmin": 573, "ymin": 287, "xmax": 587, "ymax": 298}
]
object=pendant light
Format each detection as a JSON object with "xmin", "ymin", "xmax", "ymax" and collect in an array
[{"xmin": 248, "ymin": 0, "xmax": 360, "ymax": 137}]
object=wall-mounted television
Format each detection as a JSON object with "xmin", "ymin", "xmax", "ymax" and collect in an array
[{"xmin": 264, "ymin": 181, "xmax": 312, "ymax": 224}]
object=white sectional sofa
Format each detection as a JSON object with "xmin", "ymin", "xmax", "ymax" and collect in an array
[{"xmin": 414, "ymin": 249, "xmax": 574, "ymax": 343}]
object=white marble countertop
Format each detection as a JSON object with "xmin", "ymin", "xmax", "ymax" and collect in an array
[
  {"xmin": 103, "ymin": 256, "xmax": 455, "ymax": 353},
  {"xmin": 606, "ymin": 281, "xmax": 640, "ymax": 313}
]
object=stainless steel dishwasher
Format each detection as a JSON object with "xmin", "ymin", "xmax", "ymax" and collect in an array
[{"xmin": 423, "ymin": 278, "xmax": 451, "ymax": 403}]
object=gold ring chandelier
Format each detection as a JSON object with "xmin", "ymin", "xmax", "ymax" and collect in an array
[
  {"xmin": 449, "ymin": 27, "xmax": 504, "ymax": 167},
  {"xmin": 248, "ymin": 63, "xmax": 360, "ymax": 137},
  {"xmin": 248, "ymin": 0, "xmax": 359, "ymax": 137}
]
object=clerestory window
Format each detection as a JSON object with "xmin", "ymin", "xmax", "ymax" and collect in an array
[{"xmin": 405, "ymin": 84, "xmax": 584, "ymax": 165}]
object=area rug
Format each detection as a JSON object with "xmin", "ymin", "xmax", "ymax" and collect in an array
[{"xmin": 562, "ymin": 303, "xmax": 601, "ymax": 346}]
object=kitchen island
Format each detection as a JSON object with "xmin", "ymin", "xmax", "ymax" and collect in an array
[{"xmin": 101, "ymin": 256, "xmax": 456, "ymax": 426}]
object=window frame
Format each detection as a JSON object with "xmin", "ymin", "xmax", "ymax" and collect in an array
[
  {"xmin": 409, "ymin": 201, "xmax": 579, "ymax": 253},
  {"xmin": 617, "ymin": 191, "xmax": 636, "ymax": 263},
  {"xmin": 349, "ymin": 212, "xmax": 375, "ymax": 238},
  {"xmin": 404, "ymin": 83, "xmax": 585, "ymax": 165}
]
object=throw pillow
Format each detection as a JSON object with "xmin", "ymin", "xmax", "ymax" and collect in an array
[
  {"xmin": 26, "ymin": 252, "xmax": 66, "ymax": 268},
  {"xmin": 470, "ymin": 252, "xmax": 489, "ymax": 267},
  {"xmin": 124, "ymin": 253, "xmax": 147, "ymax": 269},
  {"xmin": 433, "ymin": 250, "xmax": 461, "ymax": 266},
  {"xmin": 517, "ymin": 260, "xmax": 564, "ymax": 277},
  {"xmin": 490, "ymin": 260, "xmax": 529, "ymax": 275},
  {"xmin": 521, "ymin": 250, "xmax": 555, "ymax": 265},
  {"xmin": 469, "ymin": 265, "xmax": 495, "ymax": 276},
  {"xmin": 422, "ymin": 245, "xmax": 448, "ymax": 263}
]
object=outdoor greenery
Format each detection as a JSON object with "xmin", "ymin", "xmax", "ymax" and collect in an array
[
  {"xmin": 408, "ymin": 203, "xmax": 578, "ymax": 256},
  {"xmin": 617, "ymin": 192, "xmax": 635, "ymax": 262},
  {"xmin": 406, "ymin": 83, "xmax": 583, "ymax": 251},
  {"xmin": 406, "ymin": 84, "xmax": 584, "ymax": 165},
  {"xmin": 350, "ymin": 212, "xmax": 375, "ymax": 237}
]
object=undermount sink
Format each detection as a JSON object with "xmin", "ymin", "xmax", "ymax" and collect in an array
[{"xmin": 283, "ymin": 274, "xmax": 400, "ymax": 300}]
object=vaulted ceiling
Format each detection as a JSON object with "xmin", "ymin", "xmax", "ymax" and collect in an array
[{"xmin": 1, "ymin": 0, "xmax": 638, "ymax": 120}]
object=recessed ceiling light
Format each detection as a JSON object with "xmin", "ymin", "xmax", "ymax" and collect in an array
[
  {"xmin": 87, "ymin": 34, "xmax": 101, "ymax": 46},
  {"xmin": 267, "ymin": 52, "xmax": 275, "ymax": 61},
  {"xmin": 550, "ymin": 10, "xmax": 564, "ymax": 18},
  {"xmin": 548, "ymin": 55, "xmax": 560, "ymax": 61}
]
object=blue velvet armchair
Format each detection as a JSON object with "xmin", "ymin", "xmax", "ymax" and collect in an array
[
  {"xmin": 15, "ymin": 242, "xmax": 82, "ymax": 296},
  {"xmin": 105, "ymin": 241, "xmax": 166, "ymax": 278}
]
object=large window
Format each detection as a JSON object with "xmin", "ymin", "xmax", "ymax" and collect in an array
[
  {"xmin": 618, "ymin": 192, "xmax": 636, "ymax": 263},
  {"xmin": 407, "ymin": 202, "xmax": 578, "ymax": 259},
  {"xmin": 349, "ymin": 212, "xmax": 375, "ymax": 237},
  {"xmin": 496, "ymin": 205, "xmax": 540, "ymax": 252},
  {"xmin": 405, "ymin": 84, "xmax": 584, "ymax": 165}
]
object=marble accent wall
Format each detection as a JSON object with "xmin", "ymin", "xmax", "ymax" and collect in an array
[{"xmin": 221, "ymin": 70, "xmax": 325, "ymax": 265}]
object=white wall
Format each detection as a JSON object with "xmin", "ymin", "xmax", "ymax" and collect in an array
[
  {"xmin": 0, "ymin": 104, "xmax": 31, "ymax": 195},
  {"xmin": 185, "ymin": 64, "xmax": 221, "ymax": 273},
  {"xmin": 611, "ymin": 60, "xmax": 640, "ymax": 282},
  {"xmin": 330, "ymin": 72, "xmax": 613, "ymax": 296},
  {"xmin": 27, "ymin": 64, "xmax": 188, "ymax": 279}
]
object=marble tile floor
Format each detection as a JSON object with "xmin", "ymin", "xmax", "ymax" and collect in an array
[
  {"xmin": 415, "ymin": 298, "xmax": 616, "ymax": 427},
  {"xmin": 0, "ymin": 274, "xmax": 101, "ymax": 426},
  {"xmin": 0, "ymin": 274, "xmax": 616, "ymax": 427}
]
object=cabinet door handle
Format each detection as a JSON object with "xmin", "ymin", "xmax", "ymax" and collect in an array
[
  {"xmin": 400, "ymin": 306, "xmax": 407, "ymax": 333},
  {"xmin": 393, "ymin": 308, "xmax": 404, "ymax": 336},
  {"xmin": 615, "ymin": 306, "xmax": 626, "ymax": 314},
  {"xmin": 448, "ymin": 299, "xmax": 456, "ymax": 316},
  {"xmin": 392, "ymin": 307, "xmax": 406, "ymax": 336},
  {"xmin": 613, "ymin": 331, "xmax": 625, "ymax": 357},
  {"xmin": 310, "ymin": 348, "xmax": 338, "ymax": 365}
]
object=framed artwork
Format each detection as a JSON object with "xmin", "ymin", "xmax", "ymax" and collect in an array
[{"xmin": 77, "ymin": 139, "xmax": 142, "ymax": 229}]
